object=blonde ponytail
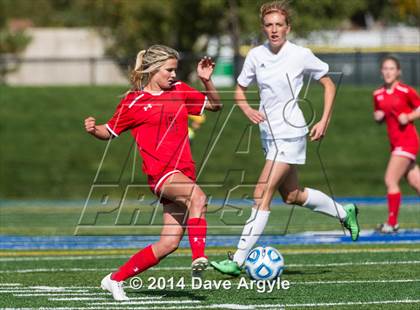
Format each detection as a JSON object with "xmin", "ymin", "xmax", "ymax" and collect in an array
[{"xmin": 130, "ymin": 45, "xmax": 179, "ymax": 91}]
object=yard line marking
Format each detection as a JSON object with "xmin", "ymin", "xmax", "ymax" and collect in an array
[{"xmin": 0, "ymin": 283, "xmax": 22, "ymax": 286}]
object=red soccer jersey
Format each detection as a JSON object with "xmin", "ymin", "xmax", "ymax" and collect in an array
[
  {"xmin": 373, "ymin": 82, "xmax": 420, "ymax": 147},
  {"xmin": 106, "ymin": 81, "xmax": 207, "ymax": 177}
]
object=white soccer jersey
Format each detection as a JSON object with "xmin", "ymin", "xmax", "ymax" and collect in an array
[{"xmin": 237, "ymin": 40, "xmax": 329, "ymax": 139}]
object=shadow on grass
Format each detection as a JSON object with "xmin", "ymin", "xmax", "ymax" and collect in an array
[{"xmin": 283, "ymin": 269, "xmax": 331, "ymax": 276}]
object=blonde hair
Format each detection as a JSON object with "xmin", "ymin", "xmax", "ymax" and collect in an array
[
  {"xmin": 260, "ymin": 1, "xmax": 291, "ymax": 25},
  {"xmin": 130, "ymin": 45, "xmax": 179, "ymax": 90}
]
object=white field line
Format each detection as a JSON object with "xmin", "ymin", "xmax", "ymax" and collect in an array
[
  {"xmin": 292, "ymin": 279, "xmax": 420, "ymax": 285},
  {"xmin": 288, "ymin": 260, "xmax": 420, "ymax": 267},
  {"xmin": 13, "ymin": 293, "xmax": 110, "ymax": 297},
  {"xmin": 1, "ymin": 260, "xmax": 420, "ymax": 274},
  {"xmin": 50, "ymin": 296, "xmax": 162, "ymax": 301},
  {"xmin": 2, "ymin": 248, "xmax": 420, "ymax": 262},
  {"xmin": 0, "ymin": 307, "xmax": 200, "ymax": 310},
  {"xmin": 0, "ymin": 286, "xmax": 97, "ymax": 290},
  {"xmin": 0, "ymin": 283, "xmax": 22, "ymax": 286},
  {"xmin": 262, "ymin": 299, "xmax": 420, "ymax": 308},
  {"xmin": 2, "ymin": 278, "xmax": 418, "ymax": 295},
  {"xmin": 0, "ymin": 289, "xmax": 89, "ymax": 293},
  {"xmin": 0, "ymin": 268, "xmax": 110, "ymax": 273},
  {"xmin": 88, "ymin": 300, "xmax": 201, "ymax": 305},
  {"xmin": 124, "ymin": 278, "xmax": 420, "ymax": 288},
  {"xmin": 3, "ymin": 301, "xmax": 420, "ymax": 310},
  {"xmin": 0, "ymin": 255, "xmax": 129, "ymax": 262}
]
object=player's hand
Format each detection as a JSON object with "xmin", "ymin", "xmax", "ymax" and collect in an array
[
  {"xmin": 310, "ymin": 120, "xmax": 328, "ymax": 141},
  {"xmin": 374, "ymin": 110, "xmax": 385, "ymax": 123},
  {"xmin": 243, "ymin": 107, "xmax": 266, "ymax": 124},
  {"xmin": 84, "ymin": 116, "xmax": 97, "ymax": 134},
  {"xmin": 197, "ymin": 56, "xmax": 215, "ymax": 82},
  {"xmin": 398, "ymin": 113, "xmax": 409, "ymax": 125}
]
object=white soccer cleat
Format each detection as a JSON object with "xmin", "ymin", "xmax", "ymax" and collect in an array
[
  {"xmin": 376, "ymin": 223, "xmax": 399, "ymax": 234},
  {"xmin": 100, "ymin": 273, "xmax": 129, "ymax": 301},
  {"xmin": 191, "ymin": 256, "xmax": 208, "ymax": 278}
]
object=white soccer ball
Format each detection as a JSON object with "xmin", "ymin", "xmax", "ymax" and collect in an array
[{"xmin": 245, "ymin": 246, "xmax": 284, "ymax": 281}]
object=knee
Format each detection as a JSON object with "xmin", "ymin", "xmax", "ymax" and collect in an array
[
  {"xmin": 190, "ymin": 190, "xmax": 207, "ymax": 211},
  {"xmin": 158, "ymin": 237, "xmax": 181, "ymax": 254},
  {"xmin": 384, "ymin": 174, "xmax": 398, "ymax": 190},
  {"xmin": 281, "ymin": 189, "xmax": 300, "ymax": 205}
]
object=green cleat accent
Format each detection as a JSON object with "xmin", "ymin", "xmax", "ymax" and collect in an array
[
  {"xmin": 343, "ymin": 204, "xmax": 360, "ymax": 241},
  {"xmin": 210, "ymin": 259, "xmax": 242, "ymax": 276}
]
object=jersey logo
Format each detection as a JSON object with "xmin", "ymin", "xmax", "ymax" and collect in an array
[
  {"xmin": 143, "ymin": 103, "xmax": 153, "ymax": 111},
  {"xmin": 377, "ymin": 95, "xmax": 384, "ymax": 101},
  {"xmin": 260, "ymin": 63, "xmax": 265, "ymax": 68}
]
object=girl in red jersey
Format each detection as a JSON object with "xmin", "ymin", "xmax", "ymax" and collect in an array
[
  {"xmin": 84, "ymin": 45, "xmax": 222, "ymax": 300},
  {"xmin": 373, "ymin": 56, "xmax": 420, "ymax": 233}
]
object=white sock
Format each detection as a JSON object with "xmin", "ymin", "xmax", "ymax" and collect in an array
[
  {"xmin": 302, "ymin": 188, "xmax": 347, "ymax": 220},
  {"xmin": 233, "ymin": 208, "xmax": 270, "ymax": 266}
]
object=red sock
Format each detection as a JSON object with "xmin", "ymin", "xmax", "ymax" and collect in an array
[
  {"xmin": 387, "ymin": 192, "xmax": 401, "ymax": 226},
  {"xmin": 111, "ymin": 245, "xmax": 159, "ymax": 282},
  {"xmin": 187, "ymin": 217, "xmax": 207, "ymax": 260}
]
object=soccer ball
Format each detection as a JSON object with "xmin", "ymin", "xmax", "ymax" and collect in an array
[{"xmin": 245, "ymin": 246, "xmax": 284, "ymax": 281}]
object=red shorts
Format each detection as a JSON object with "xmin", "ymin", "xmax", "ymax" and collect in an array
[
  {"xmin": 147, "ymin": 165, "xmax": 196, "ymax": 205},
  {"xmin": 391, "ymin": 141, "xmax": 419, "ymax": 161}
]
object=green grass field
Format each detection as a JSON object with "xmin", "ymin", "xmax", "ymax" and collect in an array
[
  {"xmin": 1, "ymin": 244, "xmax": 420, "ymax": 309},
  {"xmin": 1, "ymin": 202, "xmax": 419, "ymax": 235},
  {"xmin": 2, "ymin": 84, "xmax": 418, "ymax": 199},
  {"xmin": 1, "ymin": 84, "xmax": 419, "ymax": 309}
]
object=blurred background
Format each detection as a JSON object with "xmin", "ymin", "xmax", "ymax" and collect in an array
[{"xmin": 0, "ymin": 0, "xmax": 419, "ymax": 235}]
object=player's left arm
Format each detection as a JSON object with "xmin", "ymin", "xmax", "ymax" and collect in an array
[
  {"xmin": 398, "ymin": 87, "xmax": 420, "ymax": 125},
  {"xmin": 309, "ymin": 75, "xmax": 336, "ymax": 141},
  {"xmin": 197, "ymin": 56, "xmax": 222, "ymax": 112}
]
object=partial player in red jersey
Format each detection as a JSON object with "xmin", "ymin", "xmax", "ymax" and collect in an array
[
  {"xmin": 373, "ymin": 56, "xmax": 420, "ymax": 233},
  {"xmin": 84, "ymin": 45, "xmax": 222, "ymax": 300}
]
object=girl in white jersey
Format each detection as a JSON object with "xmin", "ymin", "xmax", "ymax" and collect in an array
[{"xmin": 211, "ymin": 1, "xmax": 360, "ymax": 276}]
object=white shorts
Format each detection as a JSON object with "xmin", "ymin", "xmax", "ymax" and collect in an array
[{"xmin": 261, "ymin": 136, "xmax": 307, "ymax": 165}]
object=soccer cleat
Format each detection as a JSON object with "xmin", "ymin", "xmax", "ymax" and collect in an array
[
  {"xmin": 100, "ymin": 273, "xmax": 129, "ymax": 301},
  {"xmin": 210, "ymin": 254, "xmax": 242, "ymax": 277},
  {"xmin": 343, "ymin": 204, "xmax": 360, "ymax": 241},
  {"xmin": 191, "ymin": 256, "xmax": 208, "ymax": 278},
  {"xmin": 376, "ymin": 222, "xmax": 399, "ymax": 234}
]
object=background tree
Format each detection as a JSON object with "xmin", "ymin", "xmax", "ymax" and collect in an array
[{"xmin": 1, "ymin": 0, "xmax": 418, "ymax": 80}]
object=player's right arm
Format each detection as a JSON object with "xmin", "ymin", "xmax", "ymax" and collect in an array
[
  {"xmin": 235, "ymin": 49, "xmax": 265, "ymax": 125},
  {"xmin": 84, "ymin": 116, "xmax": 112, "ymax": 140},
  {"xmin": 234, "ymin": 85, "xmax": 265, "ymax": 124},
  {"xmin": 372, "ymin": 92, "xmax": 385, "ymax": 123}
]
